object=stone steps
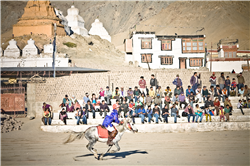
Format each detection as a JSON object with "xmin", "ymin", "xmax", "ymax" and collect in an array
[{"xmin": 41, "ymin": 122, "xmax": 250, "ymax": 133}]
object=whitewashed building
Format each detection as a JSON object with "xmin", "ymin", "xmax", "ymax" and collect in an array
[
  {"xmin": 89, "ymin": 19, "xmax": 111, "ymax": 42},
  {"xmin": 65, "ymin": 5, "xmax": 88, "ymax": 36},
  {"xmin": 124, "ymin": 32, "xmax": 206, "ymax": 69}
]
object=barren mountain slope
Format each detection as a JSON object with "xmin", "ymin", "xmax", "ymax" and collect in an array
[{"xmin": 119, "ymin": 1, "xmax": 250, "ymax": 49}]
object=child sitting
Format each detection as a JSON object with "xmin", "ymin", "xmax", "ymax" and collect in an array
[
  {"xmin": 164, "ymin": 86, "xmax": 172, "ymax": 98},
  {"xmin": 247, "ymin": 99, "xmax": 250, "ymax": 108},
  {"xmin": 238, "ymin": 87, "xmax": 244, "ymax": 100},
  {"xmin": 237, "ymin": 100, "xmax": 245, "ymax": 115},
  {"xmin": 230, "ymin": 84, "xmax": 236, "ymax": 96},
  {"xmin": 243, "ymin": 100, "xmax": 248, "ymax": 108},
  {"xmin": 219, "ymin": 106, "xmax": 225, "ymax": 122},
  {"xmin": 204, "ymin": 106, "xmax": 211, "ymax": 122},
  {"xmin": 222, "ymin": 87, "xmax": 227, "ymax": 102}
]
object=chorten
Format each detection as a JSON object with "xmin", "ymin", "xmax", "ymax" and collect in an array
[
  {"xmin": 22, "ymin": 38, "xmax": 38, "ymax": 57},
  {"xmin": 89, "ymin": 19, "xmax": 111, "ymax": 42},
  {"xmin": 13, "ymin": 0, "xmax": 66, "ymax": 37},
  {"xmin": 65, "ymin": 5, "xmax": 88, "ymax": 36},
  {"xmin": 3, "ymin": 39, "xmax": 21, "ymax": 58}
]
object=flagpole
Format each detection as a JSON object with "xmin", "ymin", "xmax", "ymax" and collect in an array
[{"xmin": 53, "ymin": 23, "xmax": 57, "ymax": 78}]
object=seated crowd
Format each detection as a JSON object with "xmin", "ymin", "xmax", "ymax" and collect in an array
[{"xmin": 42, "ymin": 73, "xmax": 250, "ymax": 125}]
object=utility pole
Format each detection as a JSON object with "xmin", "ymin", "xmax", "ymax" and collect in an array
[
  {"xmin": 210, "ymin": 42, "xmax": 212, "ymax": 72},
  {"xmin": 52, "ymin": 23, "xmax": 57, "ymax": 78}
]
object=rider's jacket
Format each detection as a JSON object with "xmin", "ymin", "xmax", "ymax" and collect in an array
[{"xmin": 102, "ymin": 109, "xmax": 120, "ymax": 127}]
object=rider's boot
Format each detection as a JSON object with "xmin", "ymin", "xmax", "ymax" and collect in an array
[{"xmin": 107, "ymin": 130, "xmax": 118, "ymax": 146}]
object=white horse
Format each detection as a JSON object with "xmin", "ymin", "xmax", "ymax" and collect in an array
[{"xmin": 64, "ymin": 118, "xmax": 138, "ymax": 160}]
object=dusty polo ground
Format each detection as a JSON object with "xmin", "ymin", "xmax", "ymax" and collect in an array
[{"xmin": 1, "ymin": 118, "xmax": 249, "ymax": 166}]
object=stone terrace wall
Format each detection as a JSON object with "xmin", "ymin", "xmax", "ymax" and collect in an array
[{"xmin": 29, "ymin": 69, "xmax": 250, "ymax": 117}]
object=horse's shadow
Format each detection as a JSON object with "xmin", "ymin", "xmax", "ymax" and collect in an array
[{"xmin": 75, "ymin": 150, "xmax": 148, "ymax": 160}]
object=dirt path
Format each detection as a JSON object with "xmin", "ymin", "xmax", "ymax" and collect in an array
[{"xmin": 1, "ymin": 118, "xmax": 249, "ymax": 166}]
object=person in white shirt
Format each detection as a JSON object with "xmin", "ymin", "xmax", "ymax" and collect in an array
[{"xmin": 196, "ymin": 87, "xmax": 202, "ymax": 103}]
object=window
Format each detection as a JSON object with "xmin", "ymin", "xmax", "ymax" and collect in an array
[
  {"xmin": 225, "ymin": 52, "xmax": 229, "ymax": 57},
  {"xmin": 189, "ymin": 58, "xmax": 203, "ymax": 67},
  {"xmin": 161, "ymin": 56, "xmax": 173, "ymax": 65},
  {"xmin": 141, "ymin": 54, "xmax": 152, "ymax": 63},
  {"xmin": 233, "ymin": 52, "xmax": 236, "ymax": 57},
  {"xmin": 141, "ymin": 39, "xmax": 152, "ymax": 49},
  {"xmin": 161, "ymin": 40, "xmax": 171, "ymax": 50},
  {"xmin": 182, "ymin": 38, "xmax": 205, "ymax": 53},
  {"xmin": 229, "ymin": 52, "xmax": 232, "ymax": 58}
]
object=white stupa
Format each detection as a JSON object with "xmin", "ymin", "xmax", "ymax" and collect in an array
[
  {"xmin": 22, "ymin": 38, "xmax": 38, "ymax": 57},
  {"xmin": 89, "ymin": 19, "xmax": 111, "ymax": 42},
  {"xmin": 4, "ymin": 39, "xmax": 20, "ymax": 58},
  {"xmin": 65, "ymin": 5, "xmax": 88, "ymax": 36}
]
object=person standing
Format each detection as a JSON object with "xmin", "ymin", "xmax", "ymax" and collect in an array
[
  {"xmin": 237, "ymin": 72, "xmax": 245, "ymax": 93},
  {"xmin": 139, "ymin": 76, "xmax": 147, "ymax": 95},
  {"xmin": 190, "ymin": 72, "xmax": 199, "ymax": 95},
  {"xmin": 173, "ymin": 74, "xmax": 183, "ymax": 92},
  {"xmin": 150, "ymin": 74, "xmax": 157, "ymax": 91},
  {"xmin": 209, "ymin": 72, "xmax": 216, "ymax": 88},
  {"xmin": 218, "ymin": 72, "xmax": 225, "ymax": 90}
]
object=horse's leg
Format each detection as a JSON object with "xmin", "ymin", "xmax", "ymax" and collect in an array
[
  {"xmin": 87, "ymin": 141, "xmax": 98, "ymax": 159},
  {"xmin": 99, "ymin": 145, "xmax": 113, "ymax": 160},
  {"xmin": 110, "ymin": 142, "xmax": 120, "ymax": 153}
]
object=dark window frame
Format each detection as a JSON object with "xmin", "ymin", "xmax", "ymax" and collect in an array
[
  {"xmin": 141, "ymin": 38, "xmax": 152, "ymax": 49},
  {"xmin": 160, "ymin": 56, "xmax": 173, "ymax": 65},
  {"xmin": 141, "ymin": 54, "xmax": 153, "ymax": 63}
]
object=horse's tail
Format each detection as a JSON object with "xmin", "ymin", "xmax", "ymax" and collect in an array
[{"xmin": 63, "ymin": 131, "xmax": 85, "ymax": 144}]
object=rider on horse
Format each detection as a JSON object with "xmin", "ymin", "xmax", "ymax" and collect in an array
[{"xmin": 102, "ymin": 103, "xmax": 122, "ymax": 146}]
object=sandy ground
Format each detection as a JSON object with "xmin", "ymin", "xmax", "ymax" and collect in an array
[{"xmin": 1, "ymin": 118, "xmax": 250, "ymax": 166}]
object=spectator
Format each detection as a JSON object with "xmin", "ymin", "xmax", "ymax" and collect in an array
[
  {"xmin": 135, "ymin": 99, "xmax": 142, "ymax": 112},
  {"xmin": 120, "ymin": 87, "xmax": 126, "ymax": 100},
  {"xmin": 162, "ymin": 105, "xmax": 170, "ymax": 123},
  {"xmin": 156, "ymin": 86, "xmax": 163, "ymax": 98},
  {"xmin": 209, "ymin": 86, "xmax": 215, "ymax": 101},
  {"xmin": 127, "ymin": 87, "xmax": 134, "ymax": 101},
  {"xmin": 214, "ymin": 97, "xmax": 220, "ymax": 116},
  {"xmin": 164, "ymin": 86, "xmax": 172, "ymax": 98},
  {"xmin": 247, "ymin": 99, "xmax": 250, "ymax": 108},
  {"xmin": 219, "ymin": 106, "xmax": 225, "ymax": 122},
  {"xmin": 59, "ymin": 108, "xmax": 67, "ymax": 125},
  {"xmin": 238, "ymin": 87, "xmax": 244, "ymax": 100},
  {"xmin": 154, "ymin": 94, "xmax": 162, "ymax": 110},
  {"xmin": 174, "ymin": 86, "xmax": 182, "ymax": 96},
  {"xmin": 149, "ymin": 86, "xmax": 155, "ymax": 99},
  {"xmin": 196, "ymin": 86, "xmax": 202, "ymax": 103},
  {"xmin": 243, "ymin": 100, "xmax": 248, "ymax": 108},
  {"xmin": 204, "ymin": 106, "xmax": 211, "ymax": 122},
  {"xmin": 145, "ymin": 86, "xmax": 149, "ymax": 95},
  {"xmin": 237, "ymin": 72, "xmax": 245, "ymax": 92},
  {"xmin": 74, "ymin": 101, "xmax": 81, "ymax": 110},
  {"xmin": 172, "ymin": 93, "xmax": 179, "ymax": 106},
  {"xmin": 146, "ymin": 94, "xmax": 152, "ymax": 107},
  {"xmin": 170, "ymin": 104, "xmax": 179, "ymax": 123},
  {"xmin": 190, "ymin": 72, "xmax": 200, "ymax": 95},
  {"xmin": 100, "ymin": 100, "xmax": 109, "ymax": 118},
  {"xmin": 112, "ymin": 87, "xmax": 120, "ymax": 100},
  {"xmin": 231, "ymin": 78, "xmax": 237, "ymax": 96},
  {"xmin": 164, "ymin": 95, "xmax": 171, "ymax": 109},
  {"xmin": 243, "ymin": 85, "xmax": 250, "ymax": 100},
  {"xmin": 188, "ymin": 91, "xmax": 195, "ymax": 108},
  {"xmin": 70, "ymin": 95, "xmax": 78, "ymax": 111},
  {"xmin": 205, "ymin": 97, "xmax": 215, "ymax": 112},
  {"xmin": 91, "ymin": 93, "xmax": 98, "ymax": 105},
  {"xmin": 179, "ymin": 92, "xmax": 188, "ymax": 109},
  {"xmin": 63, "ymin": 95, "xmax": 72, "ymax": 112},
  {"xmin": 184, "ymin": 104, "xmax": 195, "ymax": 123},
  {"xmin": 137, "ymin": 104, "xmax": 147, "ymax": 124},
  {"xmin": 146, "ymin": 106, "xmax": 154, "ymax": 123},
  {"xmin": 139, "ymin": 76, "xmax": 147, "ymax": 95},
  {"xmin": 139, "ymin": 93, "xmax": 146, "ymax": 106},
  {"xmin": 194, "ymin": 104, "xmax": 203, "ymax": 123},
  {"xmin": 237, "ymin": 100, "xmax": 244, "ymax": 115},
  {"xmin": 225, "ymin": 76, "xmax": 231, "ymax": 96},
  {"xmin": 129, "ymin": 99, "xmax": 135, "ymax": 117},
  {"xmin": 119, "ymin": 99, "xmax": 129, "ymax": 118},
  {"xmin": 150, "ymin": 74, "xmax": 157, "ymax": 91},
  {"xmin": 230, "ymin": 84, "xmax": 236, "ymax": 96},
  {"xmin": 202, "ymin": 86, "xmax": 210, "ymax": 103},
  {"xmin": 133, "ymin": 86, "xmax": 141, "ymax": 102},
  {"xmin": 222, "ymin": 87, "xmax": 227, "ymax": 102},
  {"xmin": 43, "ymin": 108, "xmax": 52, "ymax": 125},
  {"xmin": 75, "ymin": 108, "xmax": 82, "ymax": 125},
  {"xmin": 186, "ymin": 86, "xmax": 194, "ymax": 97},
  {"xmin": 153, "ymin": 104, "xmax": 162, "ymax": 124},
  {"xmin": 218, "ymin": 72, "xmax": 225, "ymax": 90},
  {"xmin": 224, "ymin": 97, "xmax": 233, "ymax": 114},
  {"xmin": 81, "ymin": 107, "xmax": 87, "ymax": 124},
  {"xmin": 224, "ymin": 104, "xmax": 231, "ymax": 122},
  {"xmin": 209, "ymin": 72, "xmax": 216, "ymax": 88},
  {"xmin": 83, "ymin": 93, "xmax": 90, "ymax": 105},
  {"xmin": 42, "ymin": 102, "xmax": 52, "ymax": 112},
  {"xmin": 85, "ymin": 100, "xmax": 95, "ymax": 119},
  {"xmin": 214, "ymin": 85, "xmax": 222, "ymax": 101},
  {"xmin": 99, "ymin": 88, "xmax": 105, "ymax": 99},
  {"xmin": 173, "ymin": 74, "xmax": 183, "ymax": 92},
  {"xmin": 104, "ymin": 86, "xmax": 112, "ymax": 105}
]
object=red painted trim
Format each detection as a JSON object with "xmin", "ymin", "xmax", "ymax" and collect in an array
[{"xmin": 208, "ymin": 58, "xmax": 250, "ymax": 62}]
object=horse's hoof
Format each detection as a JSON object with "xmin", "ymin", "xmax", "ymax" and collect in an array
[{"xmin": 94, "ymin": 153, "xmax": 98, "ymax": 159}]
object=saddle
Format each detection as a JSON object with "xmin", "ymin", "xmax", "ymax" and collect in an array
[{"xmin": 97, "ymin": 125, "xmax": 109, "ymax": 138}]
